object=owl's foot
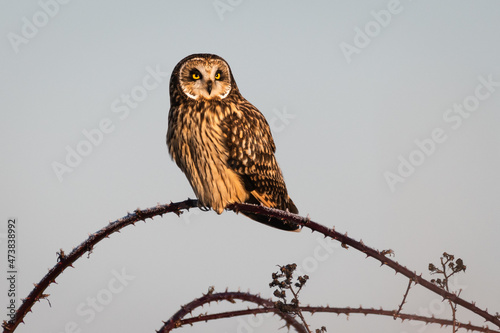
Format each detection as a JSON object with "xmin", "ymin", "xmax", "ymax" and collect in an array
[{"xmin": 198, "ymin": 204, "xmax": 211, "ymax": 212}]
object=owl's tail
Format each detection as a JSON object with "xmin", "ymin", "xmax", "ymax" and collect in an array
[{"xmin": 241, "ymin": 197, "xmax": 301, "ymax": 232}]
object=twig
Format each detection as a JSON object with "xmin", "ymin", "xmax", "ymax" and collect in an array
[
  {"xmin": 394, "ymin": 278, "xmax": 414, "ymax": 319},
  {"xmin": 430, "ymin": 253, "xmax": 466, "ymax": 332},
  {"xmin": 288, "ymin": 286, "xmax": 312, "ymax": 333}
]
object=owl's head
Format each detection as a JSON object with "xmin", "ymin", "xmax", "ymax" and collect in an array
[{"xmin": 170, "ymin": 54, "xmax": 237, "ymax": 102}]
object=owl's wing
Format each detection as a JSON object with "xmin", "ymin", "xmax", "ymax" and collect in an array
[{"xmin": 222, "ymin": 99, "xmax": 299, "ymax": 230}]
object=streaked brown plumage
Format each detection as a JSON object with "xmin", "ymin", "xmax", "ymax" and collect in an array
[{"xmin": 167, "ymin": 53, "xmax": 299, "ymax": 231}]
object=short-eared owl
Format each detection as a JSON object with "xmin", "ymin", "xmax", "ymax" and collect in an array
[{"xmin": 167, "ymin": 53, "xmax": 299, "ymax": 231}]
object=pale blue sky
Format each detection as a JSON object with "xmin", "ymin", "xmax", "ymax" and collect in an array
[{"xmin": 1, "ymin": 1, "xmax": 499, "ymax": 332}]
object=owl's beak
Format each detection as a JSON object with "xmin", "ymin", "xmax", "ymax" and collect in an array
[{"xmin": 206, "ymin": 81, "xmax": 213, "ymax": 95}]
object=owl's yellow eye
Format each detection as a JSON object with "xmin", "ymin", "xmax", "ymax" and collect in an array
[
  {"xmin": 215, "ymin": 72, "xmax": 221, "ymax": 80},
  {"xmin": 192, "ymin": 73, "xmax": 200, "ymax": 80}
]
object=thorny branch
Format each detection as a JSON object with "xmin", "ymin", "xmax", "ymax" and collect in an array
[
  {"xmin": 2, "ymin": 199, "xmax": 199, "ymax": 333},
  {"xmin": 2, "ymin": 199, "xmax": 499, "ymax": 332},
  {"xmin": 162, "ymin": 291, "xmax": 500, "ymax": 333},
  {"xmin": 228, "ymin": 202, "xmax": 500, "ymax": 329},
  {"xmin": 159, "ymin": 291, "xmax": 307, "ymax": 333}
]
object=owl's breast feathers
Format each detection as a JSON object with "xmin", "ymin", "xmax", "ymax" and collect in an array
[{"xmin": 167, "ymin": 95, "xmax": 299, "ymax": 231}]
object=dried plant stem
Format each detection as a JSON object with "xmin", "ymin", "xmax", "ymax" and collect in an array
[
  {"xmin": 288, "ymin": 285, "xmax": 312, "ymax": 333},
  {"xmin": 394, "ymin": 278, "xmax": 414, "ymax": 319}
]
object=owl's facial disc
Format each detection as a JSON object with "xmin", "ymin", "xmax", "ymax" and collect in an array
[{"xmin": 179, "ymin": 59, "xmax": 232, "ymax": 100}]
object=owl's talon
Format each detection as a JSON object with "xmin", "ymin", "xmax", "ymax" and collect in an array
[{"xmin": 198, "ymin": 205, "xmax": 210, "ymax": 212}]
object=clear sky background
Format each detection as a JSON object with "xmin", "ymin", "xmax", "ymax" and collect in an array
[{"xmin": 1, "ymin": 1, "xmax": 499, "ymax": 332}]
